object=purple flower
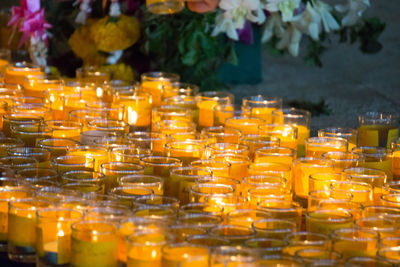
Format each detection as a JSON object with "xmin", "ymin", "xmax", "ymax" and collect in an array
[{"xmin": 237, "ymin": 20, "xmax": 254, "ymax": 45}]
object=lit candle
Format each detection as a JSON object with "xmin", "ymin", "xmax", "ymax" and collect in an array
[
  {"xmin": 36, "ymin": 208, "xmax": 82, "ymax": 266},
  {"xmin": 70, "ymin": 221, "xmax": 119, "ymax": 267}
]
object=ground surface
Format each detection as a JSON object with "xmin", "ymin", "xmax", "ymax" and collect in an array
[{"xmin": 229, "ymin": 0, "xmax": 400, "ymax": 133}]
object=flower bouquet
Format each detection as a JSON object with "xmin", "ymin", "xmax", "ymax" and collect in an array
[{"xmin": 6, "ymin": 0, "xmax": 384, "ymax": 89}]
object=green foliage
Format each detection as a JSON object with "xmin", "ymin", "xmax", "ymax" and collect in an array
[
  {"xmin": 340, "ymin": 16, "xmax": 385, "ymax": 54},
  {"xmin": 141, "ymin": 9, "xmax": 237, "ymax": 91}
]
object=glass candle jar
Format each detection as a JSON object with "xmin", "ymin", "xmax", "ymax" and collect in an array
[
  {"xmin": 37, "ymin": 138, "xmax": 80, "ymax": 158},
  {"xmin": 358, "ymin": 111, "xmax": 398, "ymax": 148},
  {"xmin": 305, "ymin": 137, "xmax": 348, "ymax": 158},
  {"xmin": 283, "ymin": 231, "xmax": 331, "ymax": 257},
  {"xmin": 242, "ymin": 95, "xmax": 282, "ymax": 124},
  {"xmin": 52, "ymin": 155, "xmax": 94, "ymax": 174},
  {"xmin": 141, "ymin": 72, "xmax": 180, "ymax": 106},
  {"xmin": 200, "ymin": 126, "xmax": 241, "ymax": 144},
  {"xmin": 118, "ymin": 175, "xmax": 163, "ymax": 195},
  {"xmin": 272, "ymin": 108, "xmax": 311, "ymax": 157},
  {"xmin": 36, "ymin": 207, "xmax": 83, "ymax": 266},
  {"xmin": 332, "ymin": 228, "xmax": 379, "ymax": 260},
  {"xmin": 352, "ymin": 146, "xmax": 393, "ymax": 182},
  {"xmin": 318, "ymin": 127, "xmax": 358, "ymax": 151},
  {"xmin": 195, "ymin": 91, "xmax": 234, "ymax": 129},
  {"xmin": 306, "ymin": 209, "xmax": 354, "ymax": 235},
  {"xmin": 116, "ymin": 91, "xmax": 152, "ymax": 131},
  {"xmin": 4, "ymin": 62, "xmax": 43, "ymax": 86},
  {"xmin": 321, "ymin": 151, "xmax": 364, "ymax": 173},
  {"xmin": 100, "ymin": 162, "xmax": 145, "ymax": 192},
  {"xmin": 165, "ymin": 141, "xmax": 204, "ymax": 166},
  {"xmin": 293, "ymin": 158, "xmax": 334, "ymax": 204},
  {"xmin": 8, "ymin": 198, "xmax": 50, "ymax": 262},
  {"xmin": 126, "ymin": 228, "xmax": 172, "ymax": 267},
  {"xmin": 225, "ymin": 117, "xmax": 264, "ymax": 135},
  {"xmin": 161, "ymin": 243, "xmax": 209, "ymax": 267},
  {"xmin": 70, "ymin": 221, "xmax": 118, "ymax": 267},
  {"xmin": 258, "ymin": 124, "xmax": 298, "ymax": 151}
]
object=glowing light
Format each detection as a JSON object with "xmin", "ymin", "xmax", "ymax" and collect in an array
[{"xmin": 127, "ymin": 106, "xmax": 138, "ymax": 125}]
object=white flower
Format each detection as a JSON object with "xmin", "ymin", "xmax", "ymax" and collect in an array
[
  {"xmin": 264, "ymin": 0, "xmax": 301, "ymax": 22},
  {"xmin": 212, "ymin": 12, "xmax": 239, "ymax": 40},
  {"xmin": 276, "ymin": 24, "xmax": 302, "ymax": 56},
  {"xmin": 75, "ymin": 0, "xmax": 92, "ymax": 25},
  {"xmin": 212, "ymin": 0, "xmax": 266, "ymax": 40},
  {"xmin": 292, "ymin": 2, "xmax": 321, "ymax": 40},
  {"xmin": 262, "ymin": 13, "xmax": 302, "ymax": 56},
  {"xmin": 336, "ymin": 0, "xmax": 370, "ymax": 26},
  {"xmin": 261, "ymin": 13, "xmax": 284, "ymax": 42},
  {"xmin": 312, "ymin": 0, "xmax": 339, "ymax": 32}
]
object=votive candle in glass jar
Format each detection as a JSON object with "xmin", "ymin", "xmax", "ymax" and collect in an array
[
  {"xmin": 70, "ymin": 221, "xmax": 118, "ymax": 267},
  {"xmin": 306, "ymin": 209, "xmax": 354, "ymax": 235},
  {"xmin": 169, "ymin": 167, "xmax": 212, "ymax": 205},
  {"xmin": 38, "ymin": 138, "xmax": 80, "ymax": 158},
  {"xmin": 209, "ymin": 224, "xmax": 256, "ymax": 246},
  {"xmin": 272, "ymin": 108, "xmax": 311, "ymax": 157},
  {"xmin": 151, "ymin": 105, "xmax": 193, "ymax": 130},
  {"xmin": 36, "ymin": 207, "xmax": 83, "ymax": 266},
  {"xmin": 118, "ymin": 174, "xmax": 163, "ymax": 195},
  {"xmin": 52, "ymin": 155, "xmax": 94, "ymax": 174},
  {"xmin": 343, "ymin": 167, "xmax": 387, "ymax": 204},
  {"xmin": 257, "ymin": 199, "xmax": 302, "ymax": 227},
  {"xmin": 254, "ymin": 146, "xmax": 296, "ymax": 166},
  {"xmin": 8, "ymin": 147, "xmax": 51, "ymax": 168},
  {"xmin": 125, "ymin": 131, "xmax": 167, "ymax": 156},
  {"xmin": 0, "ymin": 137, "xmax": 24, "ymax": 157},
  {"xmin": 76, "ymin": 66, "xmax": 111, "ymax": 85},
  {"xmin": 321, "ymin": 151, "xmax": 364, "ymax": 173},
  {"xmin": 165, "ymin": 141, "xmax": 204, "ymax": 166},
  {"xmin": 10, "ymin": 123, "xmax": 52, "ymax": 147},
  {"xmin": 258, "ymin": 124, "xmax": 298, "ymax": 151},
  {"xmin": 225, "ymin": 117, "xmax": 264, "ymax": 135},
  {"xmin": 116, "ymin": 91, "xmax": 152, "ymax": 131},
  {"xmin": 101, "ymin": 162, "xmax": 145, "ymax": 192},
  {"xmin": 200, "ymin": 126, "xmax": 241, "ymax": 144},
  {"xmin": 242, "ymin": 95, "xmax": 282, "ymax": 124},
  {"xmin": 358, "ymin": 111, "xmax": 399, "ymax": 148},
  {"xmin": 4, "ymin": 62, "xmax": 43, "ymax": 86},
  {"xmin": 283, "ymin": 231, "xmax": 331, "ymax": 257},
  {"xmin": 352, "ymin": 146, "xmax": 393, "ymax": 182},
  {"xmin": 126, "ymin": 228, "xmax": 172, "ymax": 267},
  {"xmin": 252, "ymin": 218, "xmax": 297, "ymax": 239},
  {"xmin": 189, "ymin": 183, "xmax": 235, "ymax": 203},
  {"xmin": 293, "ymin": 158, "xmax": 334, "ymax": 204},
  {"xmin": 332, "ymin": 228, "xmax": 378, "ymax": 260},
  {"xmin": 67, "ymin": 146, "xmax": 108, "ymax": 172},
  {"xmin": 305, "ymin": 137, "xmax": 348, "ymax": 158},
  {"xmin": 240, "ymin": 134, "xmax": 280, "ymax": 158},
  {"xmin": 330, "ymin": 180, "xmax": 373, "ymax": 204},
  {"xmin": 163, "ymin": 95, "xmax": 198, "ymax": 124},
  {"xmin": 2, "ymin": 113, "xmax": 43, "ymax": 137},
  {"xmin": 195, "ymin": 91, "xmax": 234, "ymax": 129},
  {"xmin": 318, "ymin": 127, "xmax": 358, "ymax": 152},
  {"xmin": 0, "ymin": 188, "xmax": 32, "ymax": 252},
  {"xmin": 141, "ymin": 72, "xmax": 180, "ymax": 106},
  {"xmin": 210, "ymin": 246, "xmax": 259, "ymax": 266},
  {"xmin": 45, "ymin": 120, "xmax": 83, "ymax": 141},
  {"xmin": 161, "ymin": 243, "xmax": 209, "ymax": 267},
  {"xmin": 162, "ymin": 82, "xmax": 199, "ymax": 100},
  {"xmin": 8, "ymin": 198, "xmax": 50, "ymax": 263}
]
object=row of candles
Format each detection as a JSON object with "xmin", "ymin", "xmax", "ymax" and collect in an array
[{"xmin": 0, "ymin": 59, "xmax": 399, "ymax": 266}]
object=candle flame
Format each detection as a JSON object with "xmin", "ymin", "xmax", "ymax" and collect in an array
[
  {"xmin": 57, "ymin": 229, "xmax": 65, "ymax": 237},
  {"xmin": 127, "ymin": 106, "xmax": 138, "ymax": 124}
]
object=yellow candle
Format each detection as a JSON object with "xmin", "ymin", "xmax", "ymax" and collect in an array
[
  {"xmin": 4, "ymin": 63, "xmax": 43, "ymax": 85},
  {"xmin": 70, "ymin": 221, "xmax": 118, "ymax": 267},
  {"xmin": 162, "ymin": 244, "xmax": 209, "ymax": 267},
  {"xmin": 225, "ymin": 117, "xmax": 264, "ymax": 135},
  {"xmin": 198, "ymin": 100, "xmax": 218, "ymax": 128},
  {"xmin": 127, "ymin": 230, "xmax": 169, "ymax": 267}
]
